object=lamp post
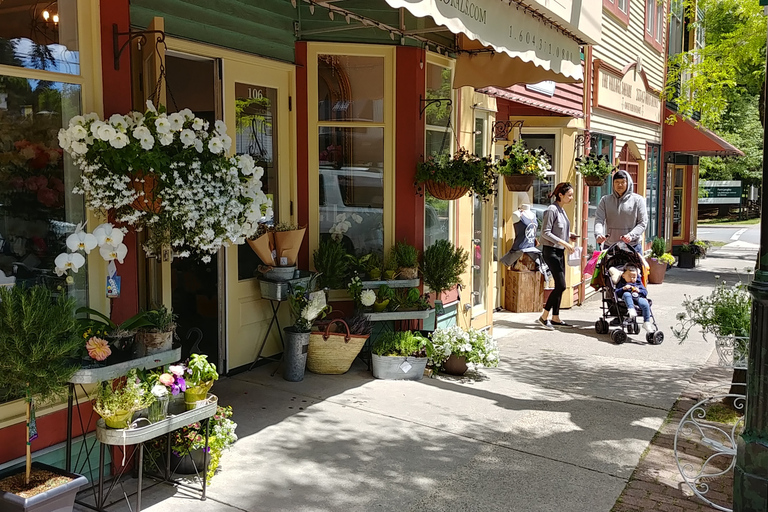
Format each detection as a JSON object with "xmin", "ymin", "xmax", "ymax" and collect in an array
[{"xmin": 733, "ymin": 6, "xmax": 768, "ymax": 510}]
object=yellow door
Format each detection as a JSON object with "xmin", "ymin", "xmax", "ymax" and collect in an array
[{"xmin": 222, "ymin": 60, "xmax": 295, "ymax": 372}]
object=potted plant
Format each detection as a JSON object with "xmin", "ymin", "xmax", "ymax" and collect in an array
[
  {"xmin": 313, "ymin": 238, "xmax": 349, "ymax": 289},
  {"xmin": 59, "ymin": 104, "xmax": 271, "ymax": 262},
  {"xmin": 678, "ymin": 240, "xmax": 708, "ymax": 268},
  {"xmin": 365, "ymin": 252, "xmax": 383, "ymax": 281},
  {"xmin": 136, "ymin": 305, "xmax": 177, "ymax": 355},
  {"xmin": 184, "ymin": 354, "xmax": 219, "ymax": 410},
  {"xmin": 307, "ymin": 314, "xmax": 372, "ymax": 375},
  {"xmin": 494, "ymin": 139, "xmax": 550, "ymax": 191},
  {"xmin": 0, "ymin": 285, "xmax": 88, "ymax": 512},
  {"xmin": 383, "ymin": 251, "xmax": 399, "ymax": 280},
  {"xmin": 371, "ymin": 331, "xmax": 433, "ymax": 380},
  {"xmin": 575, "ymin": 152, "xmax": 614, "ymax": 187},
  {"xmin": 145, "ymin": 405, "xmax": 237, "ymax": 484},
  {"xmin": 93, "ymin": 369, "xmax": 154, "ymax": 428},
  {"xmin": 415, "ymin": 148, "xmax": 495, "ymax": 201},
  {"xmin": 421, "ymin": 239, "xmax": 468, "ymax": 314},
  {"xmin": 372, "ymin": 284, "xmax": 394, "ymax": 312},
  {"xmin": 75, "ymin": 306, "xmax": 156, "ymax": 363},
  {"xmin": 429, "ymin": 326, "xmax": 500, "ymax": 376},
  {"xmin": 393, "ymin": 241, "xmax": 419, "ymax": 280},
  {"xmin": 142, "ymin": 365, "xmax": 188, "ymax": 422},
  {"xmin": 284, "ymin": 285, "xmax": 330, "ymax": 382},
  {"xmin": 390, "ymin": 287, "xmax": 430, "ymax": 312},
  {"xmin": 647, "ymin": 237, "xmax": 675, "ymax": 284}
]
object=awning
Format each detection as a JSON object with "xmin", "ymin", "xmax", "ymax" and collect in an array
[
  {"xmin": 663, "ymin": 109, "xmax": 744, "ymax": 157},
  {"xmin": 480, "ymin": 85, "xmax": 584, "ymax": 118},
  {"xmin": 385, "ymin": 0, "xmax": 597, "ymax": 86}
]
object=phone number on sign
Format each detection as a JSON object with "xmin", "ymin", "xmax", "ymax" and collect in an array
[{"xmin": 508, "ymin": 27, "xmax": 575, "ymax": 62}]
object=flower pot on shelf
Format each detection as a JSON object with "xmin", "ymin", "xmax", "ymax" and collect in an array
[
  {"xmin": 184, "ymin": 381, "xmax": 213, "ymax": 410},
  {"xmin": 503, "ymin": 174, "xmax": 534, "ymax": 191},
  {"xmin": 583, "ymin": 176, "xmax": 606, "ymax": 187},
  {"xmin": 647, "ymin": 259, "xmax": 668, "ymax": 284},
  {"xmin": 372, "ymin": 300, "xmax": 389, "ymax": 312},
  {"xmin": 368, "ymin": 268, "xmax": 382, "ymax": 280},
  {"xmin": 371, "ymin": 354, "xmax": 428, "ymax": 380},
  {"xmin": 424, "ymin": 180, "xmax": 469, "ymax": 200},
  {"xmin": 136, "ymin": 330, "xmax": 173, "ymax": 355},
  {"xmin": 383, "ymin": 270, "xmax": 396, "ymax": 280},
  {"xmin": 678, "ymin": 252, "xmax": 696, "ymax": 269},
  {"xmin": 442, "ymin": 354, "xmax": 468, "ymax": 376},
  {"xmin": 103, "ymin": 409, "xmax": 134, "ymax": 429},
  {"xmin": 148, "ymin": 395, "xmax": 170, "ymax": 423},
  {"xmin": 282, "ymin": 327, "xmax": 310, "ymax": 382},
  {"xmin": 398, "ymin": 267, "xmax": 418, "ymax": 280}
]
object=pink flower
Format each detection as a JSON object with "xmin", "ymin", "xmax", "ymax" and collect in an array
[
  {"xmin": 169, "ymin": 365, "xmax": 185, "ymax": 376},
  {"xmin": 159, "ymin": 373, "xmax": 174, "ymax": 386},
  {"xmin": 85, "ymin": 337, "xmax": 111, "ymax": 361}
]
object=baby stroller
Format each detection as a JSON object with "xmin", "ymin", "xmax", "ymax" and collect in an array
[{"xmin": 591, "ymin": 241, "xmax": 664, "ymax": 345}]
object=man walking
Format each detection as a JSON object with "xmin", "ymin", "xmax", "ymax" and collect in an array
[{"xmin": 595, "ymin": 170, "xmax": 648, "ymax": 253}]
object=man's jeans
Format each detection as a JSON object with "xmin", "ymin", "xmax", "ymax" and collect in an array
[{"xmin": 621, "ymin": 291, "xmax": 650, "ymax": 321}]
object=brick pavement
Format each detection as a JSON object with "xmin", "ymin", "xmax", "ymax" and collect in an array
[{"xmin": 611, "ymin": 351, "xmax": 739, "ymax": 512}]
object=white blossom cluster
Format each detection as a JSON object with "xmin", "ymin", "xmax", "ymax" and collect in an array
[
  {"xmin": 54, "ymin": 221, "xmax": 129, "ymax": 278},
  {"xmin": 430, "ymin": 325, "xmax": 499, "ymax": 369},
  {"xmin": 58, "ymin": 102, "xmax": 272, "ymax": 260}
]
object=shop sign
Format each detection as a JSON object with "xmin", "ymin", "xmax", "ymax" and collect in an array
[
  {"xmin": 385, "ymin": 0, "xmax": 595, "ymax": 81},
  {"xmin": 594, "ymin": 60, "xmax": 661, "ymax": 124},
  {"xmin": 699, "ymin": 180, "xmax": 742, "ymax": 205}
]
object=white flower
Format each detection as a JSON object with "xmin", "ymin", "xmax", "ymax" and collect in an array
[
  {"xmin": 208, "ymin": 137, "xmax": 224, "ymax": 154},
  {"xmin": 57, "ymin": 130, "xmax": 71, "ymax": 151},
  {"xmin": 66, "ymin": 231, "xmax": 98, "ymax": 253},
  {"xmin": 180, "ymin": 129, "xmax": 196, "ymax": 147},
  {"xmin": 158, "ymin": 132, "xmax": 174, "ymax": 146},
  {"xmin": 151, "ymin": 383, "xmax": 168, "ymax": 397},
  {"xmin": 54, "ymin": 252, "xmax": 86, "ymax": 275},
  {"xmin": 155, "ymin": 117, "xmax": 171, "ymax": 134},
  {"xmin": 70, "ymin": 141, "xmax": 88, "ymax": 155},
  {"xmin": 192, "ymin": 118, "xmax": 205, "ymax": 130},
  {"xmin": 351, "ymin": 214, "xmax": 363, "ymax": 224},
  {"xmin": 84, "ymin": 112, "xmax": 100, "ymax": 122},
  {"xmin": 145, "ymin": 100, "xmax": 157, "ymax": 113},
  {"xmin": 194, "ymin": 139, "xmax": 204, "ymax": 153},
  {"xmin": 140, "ymin": 136, "xmax": 155, "ymax": 151},
  {"xmin": 179, "ymin": 108, "xmax": 194, "ymax": 121},
  {"xmin": 110, "ymin": 132, "xmax": 129, "ymax": 149},
  {"xmin": 220, "ymin": 134, "xmax": 232, "ymax": 151},
  {"xmin": 168, "ymin": 112, "xmax": 185, "ymax": 131},
  {"xmin": 96, "ymin": 123, "xmax": 117, "ymax": 142},
  {"xmin": 361, "ymin": 289, "xmax": 376, "ymax": 307},
  {"xmin": 99, "ymin": 242, "xmax": 129, "ymax": 263},
  {"xmin": 70, "ymin": 124, "xmax": 88, "ymax": 141},
  {"xmin": 214, "ymin": 120, "xmax": 227, "ymax": 135},
  {"xmin": 93, "ymin": 223, "xmax": 125, "ymax": 246},
  {"xmin": 133, "ymin": 126, "xmax": 151, "ymax": 139},
  {"xmin": 69, "ymin": 115, "xmax": 85, "ymax": 126},
  {"xmin": 109, "ymin": 114, "xmax": 129, "ymax": 130}
]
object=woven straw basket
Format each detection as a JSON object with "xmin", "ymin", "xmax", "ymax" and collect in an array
[{"xmin": 307, "ymin": 319, "xmax": 368, "ymax": 375}]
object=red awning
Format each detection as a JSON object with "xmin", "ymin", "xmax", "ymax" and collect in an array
[{"xmin": 663, "ymin": 109, "xmax": 744, "ymax": 157}]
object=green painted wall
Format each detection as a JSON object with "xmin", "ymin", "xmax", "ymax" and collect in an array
[{"xmin": 131, "ymin": 0, "xmax": 297, "ymax": 63}]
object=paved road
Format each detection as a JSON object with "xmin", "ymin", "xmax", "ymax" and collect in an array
[{"xmin": 697, "ymin": 223, "xmax": 760, "ymax": 245}]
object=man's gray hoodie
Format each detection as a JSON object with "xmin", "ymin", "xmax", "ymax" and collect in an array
[{"xmin": 594, "ymin": 172, "xmax": 647, "ymax": 245}]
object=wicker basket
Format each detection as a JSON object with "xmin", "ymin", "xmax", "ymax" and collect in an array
[
  {"xmin": 307, "ymin": 319, "xmax": 368, "ymax": 375},
  {"xmin": 584, "ymin": 176, "xmax": 606, "ymax": 187},
  {"xmin": 424, "ymin": 180, "xmax": 469, "ymax": 200},
  {"xmin": 503, "ymin": 174, "xmax": 534, "ymax": 191},
  {"xmin": 398, "ymin": 267, "xmax": 419, "ymax": 280}
]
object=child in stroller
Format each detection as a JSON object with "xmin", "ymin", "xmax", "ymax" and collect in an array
[{"xmin": 592, "ymin": 241, "xmax": 664, "ymax": 345}]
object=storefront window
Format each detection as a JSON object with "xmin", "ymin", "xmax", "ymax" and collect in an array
[
  {"xmin": 318, "ymin": 55, "xmax": 383, "ymax": 123},
  {"xmin": 587, "ymin": 134, "xmax": 614, "ymax": 254},
  {"xmin": 672, "ymin": 167, "xmax": 684, "ymax": 237},
  {"xmin": 0, "ymin": 76, "xmax": 85, "ymax": 301},
  {"xmin": 0, "ymin": 0, "xmax": 80, "ymax": 75},
  {"xmin": 521, "ymin": 134, "xmax": 555, "ymax": 238},
  {"xmin": 645, "ymin": 144, "xmax": 661, "ymax": 240},
  {"xmin": 318, "ymin": 127, "xmax": 384, "ymax": 255},
  {"xmin": 424, "ymin": 61, "xmax": 453, "ymax": 248}
]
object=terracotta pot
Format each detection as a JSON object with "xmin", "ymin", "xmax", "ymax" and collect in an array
[
  {"xmin": 424, "ymin": 180, "xmax": 469, "ymax": 200},
  {"xmin": 503, "ymin": 174, "xmax": 534, "ymax": 191},
  {"xmin": 130, "ymin": 171, "xmax": 162, "ymax": 213},
  {"xmin": 584, "ymin": 176, "xmax": 606, "ymax": 187},
  {"xmin": 647, "ymin": 259, "xmax": 667, "ymax": 284},
  {"xmin": 442, "ymin": 354, "xmax": 468, "ymax": 375}
]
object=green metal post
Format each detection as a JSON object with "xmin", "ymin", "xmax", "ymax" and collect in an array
[{"xmin": 734, "ymin": 6, "xmax": 768, "ymax": 510}]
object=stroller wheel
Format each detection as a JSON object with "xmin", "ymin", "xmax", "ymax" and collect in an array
[
  {"xmin": 647, "ymin": 331, "xmax": 664, "ymax": 345},
  {"xmin": 595, "ymin": 319, "xmax": 609, "ymax": 334},
  {"xmin": 631, "ymin": 322, "xmax": 641, "ymax": 335},
  {"xmin": 611, "ymin": 329, "xmax": 627, "ymax": 344}
]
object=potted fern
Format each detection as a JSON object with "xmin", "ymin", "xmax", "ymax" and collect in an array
[{"xmin": 0, "ymin": 285, "xmax": 88, "ymax": 512}]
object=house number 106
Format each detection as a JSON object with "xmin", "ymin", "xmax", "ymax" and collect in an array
[{"xmin": 248, "ymin": 88, "xmax": 264, "ymax": 99}]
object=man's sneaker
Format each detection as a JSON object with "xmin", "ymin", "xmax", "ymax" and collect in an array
[
  {"xmin": 627, "ymin": 308, "xmax": 637, "ymax": 319},
  {"xmin": 643, "ymin": 321, "xmax": 656, "ymax": 333},
  {"xmin": 537, "ymin": 317, "xmax": 554, "ymax": 330}
]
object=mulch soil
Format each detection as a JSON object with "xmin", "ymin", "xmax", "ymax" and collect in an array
[{"xmin": 0, "ymin": 468, "xmax": 73, "ymax": 499}]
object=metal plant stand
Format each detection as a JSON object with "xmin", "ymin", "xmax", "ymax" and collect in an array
[{"xmin": 674, "ymin": 336, "xmax": 748, "ymax": 512}]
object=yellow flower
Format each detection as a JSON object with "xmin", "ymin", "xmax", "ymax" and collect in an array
[{"xmin": 85, "ymin": 337, "xmax": 111, "ymax": 361}]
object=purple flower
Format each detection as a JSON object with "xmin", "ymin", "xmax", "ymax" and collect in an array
[{"xmin": 178, "ymin": 376, "xmax": 186, "ymax": 391}]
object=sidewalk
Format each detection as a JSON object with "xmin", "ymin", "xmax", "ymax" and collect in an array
[{"xmin": 75, "ymin": 245, "xmax": 754, "ymax": 512}]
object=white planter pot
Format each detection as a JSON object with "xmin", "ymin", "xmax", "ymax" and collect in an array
[{"xmin": 371, "ymin": 354, "xmax": 427, "ymax": 380}]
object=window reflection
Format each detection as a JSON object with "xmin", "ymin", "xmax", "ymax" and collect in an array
[
  {"xmin": 0, "ymin": 75, "xmax": 84, "ymax": 301},
  {"xmin": 0, "ymin": 0, "xmax": 80, "ymax": 75},
  {"xmin": 318, "ymin": 127, "xmax": 384, "ymax": 256},
  {"xmin": 318, "ymin": 55, "xmax": 383, "ymax": 123},
  {"xmin": 522, "ymin": 134, "xmax": 556, "ymax": 239}
]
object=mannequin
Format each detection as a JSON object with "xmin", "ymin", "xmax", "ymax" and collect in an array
[{"xmin": 510, "ymin": 204, "xmax": 538, "ymax": 252}]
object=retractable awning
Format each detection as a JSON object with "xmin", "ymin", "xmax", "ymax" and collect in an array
[
  {"xmin": 385, "ymin": 0, "xmax": 601, "ymax": 87},
  {"xmin": 663, "ymin": 109, "xmax": 744, "ymax": 157}
]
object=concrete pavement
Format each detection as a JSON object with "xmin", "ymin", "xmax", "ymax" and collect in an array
[{"xmin": 76, "ymin": 244, "xmax": 755, "ymax": 512}]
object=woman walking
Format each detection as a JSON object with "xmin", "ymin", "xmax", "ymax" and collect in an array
[{"xmin": 538, "ymin": 182, "xmax": 577, "ymax": 330}]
